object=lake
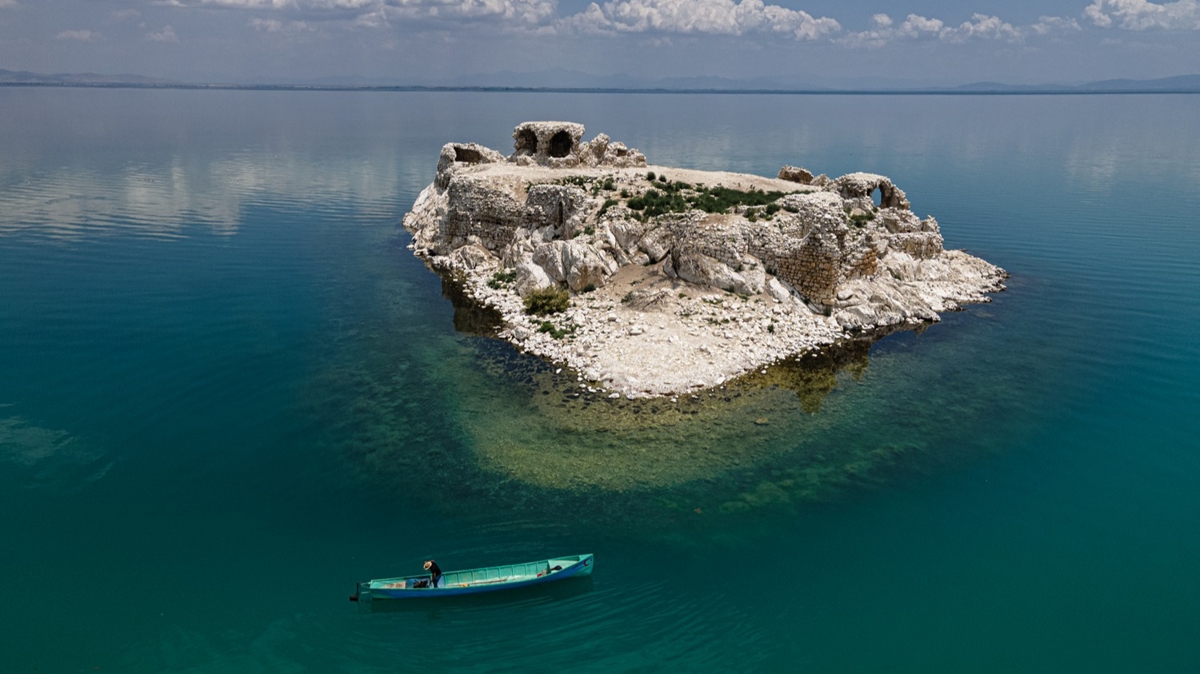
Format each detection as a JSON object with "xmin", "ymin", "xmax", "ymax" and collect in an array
[{"xmin": 1, "ymin": 88, "xmax": 1198, "ymax": 671}]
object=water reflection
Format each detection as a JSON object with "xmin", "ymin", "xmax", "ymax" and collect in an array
[
  {"xmin": 442, "ymin": 276, "xmax": 503, "ymax": 337},
  {"xmin": 0, "ymin": 153, "xmax": 406, "ymax": 241}
]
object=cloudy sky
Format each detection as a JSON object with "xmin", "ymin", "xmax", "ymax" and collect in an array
[{"xmin": 2, "ymin": 0, "xmax": 1199, "ymax": 84}]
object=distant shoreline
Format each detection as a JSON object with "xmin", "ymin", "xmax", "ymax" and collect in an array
[{"xmin": 2, "ymin": 82, "xmax": 1199, "ymax": 96}]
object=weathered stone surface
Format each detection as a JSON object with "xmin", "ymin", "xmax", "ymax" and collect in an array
[
  {"xmin": 436, "ymin": 142, "xmax": 505, "ymax": 189},
  {"xmin": 448, "ymin": 243, "xmax": 499, "ymax": 271},
  {"xmin": 510, "ymin": 121, "xmax": 647, "ymax": 169},
  {"xmin": 778, "ymin": 165, "xmax": 815, "ymax": 184},
  {"xmin": 514, "ymin": 260, "xmax": 554, "ymax": 296},
  {"xmin": 673, "ymin": 248, "xmax": 764, "ymax": 296},
  {"xmin": 401, "ymin": 121, "xmax": 1007, "ymax": 397},
  {"xmin": 532, "ymin": 240, "xmax": 619, "ymax": 291},
  {"xmin": 766, "ymin": 277, "xmax": 793, "ymax": 303},
  {"xmin": 834, "ymin": 172, "xmax": 911, "ymax": 210}
]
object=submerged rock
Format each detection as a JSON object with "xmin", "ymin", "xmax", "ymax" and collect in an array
[{"xmin": 402, "ymin": 121, "xmax": 1007, "ymax": 397}]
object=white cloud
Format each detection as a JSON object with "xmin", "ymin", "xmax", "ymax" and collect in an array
[
  {"xmin": 401, "ymin": 0, "xmax": 559, "ymax": 26},
  {"xmin": 197, "ymin": 0, "xmax": 301, "ymax": 7},
  {"xmin": 1084, "ymin": 0, "xmax": 1200, "ymax": 29},
  {"xmin": 942, "ymin": 13, "xmax": 1021, "ymax": 42},
  {"xmin": 562, "ymin": 0, "xmax": 839, "ymax": 39},
  {"xmin": 57, "ymin": 29, "xmax": 100, "ymax": 41},
  {"xmin": 111, "ymin": 9, "xmax": 142, "ymax": 21},
  {"xmin": 841, "ymin": 11, "xmax": 1077, "ymax": 47},
  {"xmin": 158, "ymin": 0, "xmax": 377, "ymax": 9},
  {"xmin": 249, "ymin": 17, "xmax": 314, "ymax": 32},
  {"xmin": 1031, "ymin": 15, "xmax": 1082, "ymax": 35},
  {"xmin": 839, "ymin": 14, "xmax": 943, "ymax": 47},
  {"xmin": 0, "ymin": 0, "xmax": 18, "ymax": 8},
  {"xmin": 163, "ymin": 0, "xmax": 557, "ymax": 28},
  {"xmin": 146, "ymin": 25, "xmax": 180, "ymax": 42}
]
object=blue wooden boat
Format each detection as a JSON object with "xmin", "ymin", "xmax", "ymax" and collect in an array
[{"xmin": 352, "ymin": 554, "xmax": 593, "ymax": 600}]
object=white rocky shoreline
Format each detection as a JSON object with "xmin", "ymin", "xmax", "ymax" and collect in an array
[{"xmin": 403, "ymin": 121, "xmax": 1007, "ymax": 398}]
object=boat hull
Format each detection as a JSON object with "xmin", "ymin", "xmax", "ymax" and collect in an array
[{"xmin": 357, "ymin": 554, "xmax": 593, "ymax": 600}]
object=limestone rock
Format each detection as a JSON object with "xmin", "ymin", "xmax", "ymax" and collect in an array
[
  {"xmin": 532, "ymin": 240, "xmax": 618, "ymax": 291},
  {"xmin": 448, "ymin": 244, "xmax": 499, "ymax": 271},
  {"xmin": 672, "ymin": 248, "xmax": 765, "ymax": 296},
  {"xmin": 511, "ymin": 122, "xmax": 646, "ymax": 169},
  {"xmin": 766, "ymin": 277, "xmax": 793, "ymax": 303},
  {"xmin": 834, "ymin": 172, "xmax": 911, "ymax": 210},
  {"xmin": 514, "ymin": 261, "xmax": 554, "ymax": 296},
  {"xmin": 778, "ymin": 166, "xmax": 815, "ymax": 184},
  {"xmin": 399, "ymin": 121, "xmax": 1007, "ymax": 398},
  {"xmin": 436, "ymin": 142, "xmax": 505, "ymax": 190}
]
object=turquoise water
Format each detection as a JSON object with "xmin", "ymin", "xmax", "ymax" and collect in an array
[{"xmin": 1, "ymin": 89, "xmax": 1198, "ymax": 671}]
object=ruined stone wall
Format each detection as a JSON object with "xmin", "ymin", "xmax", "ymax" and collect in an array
[
  {"xmin": 666, "ymin": 218, "xmax": 748, "ymax": 270},
  {"xmin": 521, "ymin": 184, "xmax": 588, "ymax": 236},
  {"xmin": 779, "ymin": 233, "xmax": 841, "ymax": 305},
  {"xmin": 443, "ymin": 179, "xmax": 524, "ymax": 252},
  {"xmin": 840, "ymin": 236, "xmax": 879, "ymax": 282}
]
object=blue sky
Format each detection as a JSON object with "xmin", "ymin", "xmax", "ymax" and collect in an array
[{"xmin": 2, "ymin": 0, "xmax": 1198, "ymax": 84}]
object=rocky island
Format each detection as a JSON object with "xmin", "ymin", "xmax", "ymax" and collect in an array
[{"xmin": 403, "ymin": 121, "xmax": 1006, "ymax": 398}]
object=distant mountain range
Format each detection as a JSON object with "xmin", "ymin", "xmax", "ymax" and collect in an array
[
  {"xmin": 0, "ymin": 68, "xmax": 174, "ymax": 86},
  {"xmin": 3, "ymin": 68, "xmax": 1199, "ymax": 93}
]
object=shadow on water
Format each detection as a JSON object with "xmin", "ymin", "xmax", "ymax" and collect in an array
[
  {"xmin": 441, "ymin": 275, "xmax": 503, "ymax": 338},
  {"xmin": 356, "ymin": 576, "xmax": 595, "ymax": 614},
  {"xmin": 308, "ymin": 246, "xmax": 1036, "ymax": 541}
]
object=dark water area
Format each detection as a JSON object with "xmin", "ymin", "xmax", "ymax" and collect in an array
[{"xmin": 1, "ymin": 89, "xmax": 1198, "ymax": 671}]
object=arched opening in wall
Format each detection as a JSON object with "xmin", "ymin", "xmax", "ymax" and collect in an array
[
  {"xmin": 547, "ymin": 131, "xmax": 572, "ymax": 158},
  {"xmin": 514, "ymin": 129, "xmax": 538, "ymax": 156},
  {"xmin": 871, "ymin": 187, "xmax": 882, "ymax": 208},
  {"xmin": 454, "ymin": 147, "xmax": 484, "ymax": 164}
]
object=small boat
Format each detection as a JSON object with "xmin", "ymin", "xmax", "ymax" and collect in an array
[{"xmin": 352, "ymin": 554, "xmax": 594, "ymax": 600}]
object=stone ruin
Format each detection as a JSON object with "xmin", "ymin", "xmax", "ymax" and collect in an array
[
  {"xmin": 512, "ymin": 121, "xmax": 585, "ymax": 161},
  {"xmin": 435, "ymin": 122, "xmax": 647, "ymax": 188}
]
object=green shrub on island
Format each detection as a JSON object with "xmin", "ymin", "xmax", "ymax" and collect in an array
[
  {"xmin": 646, "ymin": 171, "xmax": 656, "ymax": 181},
  {"xmin": 524, "ymin": 286, "xmax": 570, "ymax": 315},
  {"xmin": 558, "ymin": 175, "xmax": 593, "ymax": 187},
  {"xmin": 487, "ymin": 269, "xmax": 517, "ymax": 289},
  {"xmin": 537, "ymin": 321, "xmax": 575, "ymax": 339},
  {"xmin": 689, "ymin": 186, "xmax": 787, "ymax": 214},
  {"xmin": 849, "ymin": 210, "xmax": 876, "ymax": 227},
  {"xmin": 618, "ymin": 183, "xmax": 790, "ymax": 221}
]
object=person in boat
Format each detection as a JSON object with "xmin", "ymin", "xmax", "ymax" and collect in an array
[{"xmin": 423, "ymin": 559, "xmax": 443, "ymax": 588}]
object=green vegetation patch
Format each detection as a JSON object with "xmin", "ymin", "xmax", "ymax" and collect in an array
[
  {"xmin": 849, "ymin": 211, "xmax": 876, "ymax": 226},
  {"xmin": 524, "ymin": 286, "xmax": 570, "ymax": 315},
  {"xmin": 487, "ymin": 269, "xmax": 517, "ymax": 289},
  {"xmin": 537, "ymin": 320, "xmax": 577, "ymax": 339},
  {"xmin": 556, "ymin": 175, "xmax": 595, "ymax": 188},
  {"xmin": 619, "ymin": 182, "xmax": 791, "ymax": 220}
]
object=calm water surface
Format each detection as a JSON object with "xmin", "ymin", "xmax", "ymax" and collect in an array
[{"xmin": 1, "ymin": 90, "xmax": 1198, "ymax": 671}]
